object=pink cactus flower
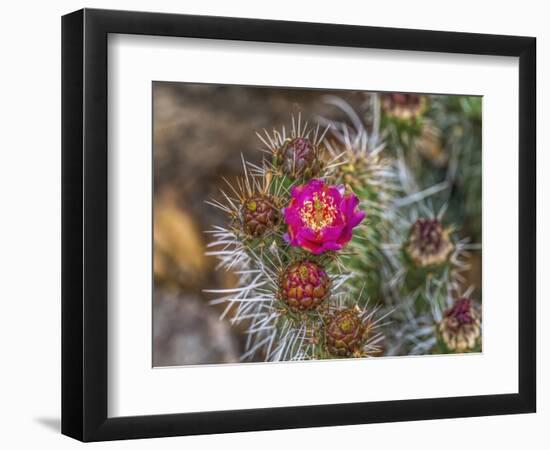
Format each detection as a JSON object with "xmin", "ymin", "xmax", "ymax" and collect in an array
[{"xmin": 283, "ymin": 179, "xmax": 365, "ymax": 254}]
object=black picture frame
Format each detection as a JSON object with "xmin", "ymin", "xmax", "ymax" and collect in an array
[{"xmin": 61, "ymin": 8, "xmax": 536, "ymax": 442}]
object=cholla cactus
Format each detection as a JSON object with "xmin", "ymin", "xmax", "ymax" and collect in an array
[
  {"xmin": 381, "ymin": 92, "xmax": 428, "ymax": 124},
  {"xmin": 325, "ymin": 307, "xmax": 371, "ymax": 357},
  {"xmin": 318, "ymin": 95, "xmax": 399, "ymax": 307},
  {"xmin": 206, "ymin": 115, "xmax": 385, "ymax": 362},
  {"xmin": 438, "ymin": 297, "xmax": 481, "ymax": 352},
  {"xmin": 391, "ymin": 205, "xmax": 470, "ymax": 294},
  {"xmin": 279, "ymin": 260, "xmax": 330, "ymax": 311},
  {"xmin": 240, "ymin": 194, "xmax": 280, "ymax": 237},
  {"xmin": 277, "ymin": 137, "xmax": 323, "ymax": 180},
  {"xmin": 206, "ymin": 92, "xmax": 481, "ymax": 362},
  {"xmin": 405, "ymin": 218, "xmax": 454, "ymax": 268},
  {"xmin": 393, "ymin": 282, "xmax": 481, "ymax": 355},
  {"xmin": 257, "ymin": 115, "xmax": 327, "ymax": 181}
]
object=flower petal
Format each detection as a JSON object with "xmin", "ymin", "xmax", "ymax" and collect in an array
[{"xmin": 283, "ymin": 179, "xmax": 364, "ymax": 254}]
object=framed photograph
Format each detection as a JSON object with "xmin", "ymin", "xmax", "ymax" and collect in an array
[{"xmin": 61, "ymin": 8, "xmax": 536, "ymax": 442}]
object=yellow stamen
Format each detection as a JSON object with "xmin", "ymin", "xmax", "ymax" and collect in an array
[{"xmin": 299, "ymin": 191, "xmax": 338, "ymax": 232}]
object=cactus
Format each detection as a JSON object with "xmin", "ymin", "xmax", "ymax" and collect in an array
[{"xmin": 206, "ymin": 92, "xmax": 481, "ymax": 362}]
